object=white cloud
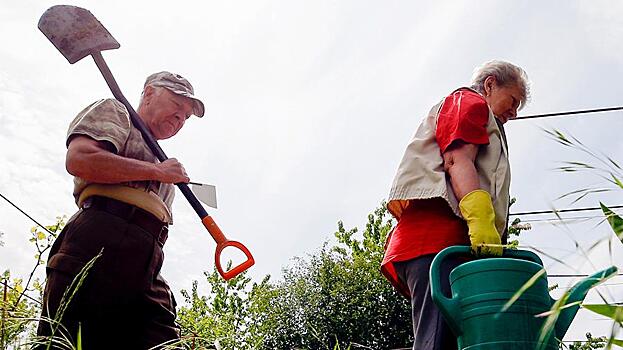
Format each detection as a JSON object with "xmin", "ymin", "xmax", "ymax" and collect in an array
[{"xmin": 2, "ymin": 0, "xmax": 623, "ymax": 341}]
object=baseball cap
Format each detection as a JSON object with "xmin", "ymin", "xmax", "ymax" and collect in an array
[{"xmin": 144, "ymin": 71, "xmax": 205, "ymax": 117}]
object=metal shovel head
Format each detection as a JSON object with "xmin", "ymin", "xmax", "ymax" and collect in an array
[
  {"xmin": 38, "ymin": 5, "xmax": 120, "ymax": 64},
  {"xmin": 191, "ymin": 183, "xmax": 218, "ymax": 209}
]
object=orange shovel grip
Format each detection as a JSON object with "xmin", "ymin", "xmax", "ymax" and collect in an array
[
  {"xmin": 202, "ymin": 216, "xmax": 255, "ymax": 280},
  {"xmin": 215, "ymin": 240, "xmax": 255, "ymax": 280}
]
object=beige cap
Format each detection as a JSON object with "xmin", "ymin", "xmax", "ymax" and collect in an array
[{"xmin": 144, "ymin": 71, "xmax": 205, "ymax": 117}]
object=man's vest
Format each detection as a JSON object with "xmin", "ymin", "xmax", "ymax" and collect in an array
[{"xmin": 387, "ymin": 88, "xmax": 511, "ymax": 238}]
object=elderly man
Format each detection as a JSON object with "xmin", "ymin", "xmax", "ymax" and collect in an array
[
  {"xmin": 382, "ymin": 61, "xmax": 530, "ymax": 350},
  {"xmin": 37, "ymin": 72, "xmax": 204, "ymax": 349}
]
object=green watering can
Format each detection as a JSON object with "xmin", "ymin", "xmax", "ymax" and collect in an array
[{"xmin": 430, "ymin": 246, "xmax": 617, "ymax": 350}]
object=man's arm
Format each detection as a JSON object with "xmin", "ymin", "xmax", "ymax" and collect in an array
[
  {"xmin": 442, "ymin": 141, "xmax": 479, "ymax": 200},
  {"xmin": 66, "ymin": 135, "xmax": 189, "ymax": 184}
]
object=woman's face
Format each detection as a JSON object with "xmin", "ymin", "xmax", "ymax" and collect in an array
[{"xmin": 483, "ymin": 76, "xmax": 523, "ymax": 124}]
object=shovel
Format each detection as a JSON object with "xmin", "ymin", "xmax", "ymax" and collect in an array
[
  {"xmin": 38, "ymin": 5, "xmax": 254, "ymax": 280},
  {"xmin": 189, "ymin": 182, "xmax": 218, "ymax": 209}
]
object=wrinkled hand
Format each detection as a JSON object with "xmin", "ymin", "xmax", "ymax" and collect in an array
[
  {"xmin": 156, "ymin": 158, "xmax": 190, "ymax": 184},
  {"xmin": 459, "ymin": 190, "xmax": 503, "ymax": 257}
]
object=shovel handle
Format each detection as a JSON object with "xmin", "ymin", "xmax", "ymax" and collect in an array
[
  {"xmin": 91, "ymin": 52, "xmax": 255, "ymax": 280},
  {"xmin": 202, "ymin": 216, "xmax": 255, "ymax": 280}
]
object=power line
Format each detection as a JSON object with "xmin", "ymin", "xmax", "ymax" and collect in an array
[
  {"xmin": 515, "ymin": 106, "xmax": 623, "ymax": 120},
  {"xmin": 510, "ymin": 205, "xmax": 623, "ymax": 217},
  {"xmin": 0, "ymin": 190, "xmax": 620, "ymax": 280},
  {"xmin": 518, "ymin": 215, "xmax": 603, "ymax": 224},
  {"xmin": 549, "ymin": 273, "xmax": 623, "ymax": 278},
  {"xmin": 0, "ymin": 192, "xmax": 53, "ymax": 235},
  {"xmin": 556, "ymin": 281, "xmax": 623, "ymax": 289},
  {"xmin": 1, "ymin": 282, "xmax": 41, "ymax": 305}
]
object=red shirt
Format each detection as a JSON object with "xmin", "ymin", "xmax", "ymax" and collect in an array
[{"xmin": 381, "ymin": 89, "xmax": 489, "ymax": 298}]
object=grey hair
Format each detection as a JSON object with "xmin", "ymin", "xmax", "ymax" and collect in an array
[
  {"xmin": 138, "ymin": 85, "xmax": 166, "ymax": 106},
  {"xmin": 470, "ymin": 60, "xmax": 531, "ymax": 109}
]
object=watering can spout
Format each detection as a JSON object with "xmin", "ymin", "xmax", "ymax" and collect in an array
[{"xmin": 554, "ymin": 266, "xmax": 618, "ymax": 339}]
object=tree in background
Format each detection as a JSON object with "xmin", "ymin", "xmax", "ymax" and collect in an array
[
  {"xmin": 177, "ymin": 204, "xmax": 412, "ymax": 349},
  {"xmin": 0, "ymin": 216, "xmax": 63, "ymax": 349}
]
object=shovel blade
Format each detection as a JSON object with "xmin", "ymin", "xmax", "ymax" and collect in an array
[
  {"xmin": 192, "ymin": 183, "xmax": 218, "ymax": 209},
  {"xmin": 38, "ymin": 5, "xmax": 119, "ymax": 64}
]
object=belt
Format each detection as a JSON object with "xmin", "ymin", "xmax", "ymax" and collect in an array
[{"xmin": 82, "ymin": 196, "xmax": 169, "ymax": 246}]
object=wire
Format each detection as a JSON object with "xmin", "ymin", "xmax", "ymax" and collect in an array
[
  {"xmin": 0, "ymin": 192, "xmax": 54, "ymax": 235},
  {"xmin": 515, "ymin": 106, "xmax": 623, "ymax": 120},
  {"xmin": 510, "ymin": 205, "xmax": 623, "ymax": 217},
  {"xmin": 555, "ymin": 281, "xmax": 623, "ymax": 289},
  {"xmin": 1, "ymin": 186, "xmax": 621, "ymax": 278},
  {"xmin": 549, "ymin": 273, "xmax": 623, "ymax": 278},
  {"xmin": 517, "ymin": 215, "xmax": 604, "ymax": 224},
  {"xmin": 1, "ymin": 282, "xmax": 41, "ymax": 305}
]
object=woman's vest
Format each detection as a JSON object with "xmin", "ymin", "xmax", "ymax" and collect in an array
[{"xmin": 387, "ymin": 89, "xmax": 511, "ymax": 237}]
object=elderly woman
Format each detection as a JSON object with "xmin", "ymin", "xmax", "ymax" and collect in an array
[{"xmin": 381, "ymin": 60, "xmax": 530, "ymax": 350}]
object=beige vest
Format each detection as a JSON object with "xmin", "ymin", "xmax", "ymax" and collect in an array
[{"xmin": 387, "ymin": 88, "xmax": 511, "ymax": 236}]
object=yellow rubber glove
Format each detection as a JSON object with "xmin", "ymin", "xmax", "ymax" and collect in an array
[{"xmin": 459, "ymin": 189, "xmax": 503, "ymax": 257}]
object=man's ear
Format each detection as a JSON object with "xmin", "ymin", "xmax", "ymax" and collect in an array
[
  {"xmin": 139, "ymin": 85, "xmax": 159, "ymax": 109},
  {"xmin": 143, "ymin": 85, "xmax": 156, "ymax": 100}
]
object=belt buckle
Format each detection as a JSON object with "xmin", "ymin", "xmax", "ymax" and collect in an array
[
  {"xmin": 82, "ymin": 197, "xmax": 94, "ymax": 209},
  {"xmin": 157, "ymin": 225, "xmax": 169, "ymax": 246}
]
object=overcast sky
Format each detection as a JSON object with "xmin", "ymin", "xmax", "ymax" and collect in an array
[{"xmin": 2, "ymin": 0, "xmax": 623, "ymax": 342}]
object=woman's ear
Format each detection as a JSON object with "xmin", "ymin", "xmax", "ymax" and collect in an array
[{"xmin": 483, "ymin": 76, "xmax": 496, "ymax": 96}]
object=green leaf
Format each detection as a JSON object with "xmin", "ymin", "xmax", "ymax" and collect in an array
[
  {"xmin": 611, "ymin": 338, "xmax": 623, "ymax": 346},
  {"xmin": 77, "ymin": 322, "xmax": 82, "ymax": 350},
  {"xmin": 612, "ymin": 174, "xmax": 623, "ymax": 190},
  {"xmin": 606, "ymin": 155, "xmax": 622, "ymax": 170},
  {"xmin": 600, "ymin": 202, "xmax": 623, "ymax": 240},
  {"xmin": 582, "ymin": 304, "xmax": 623, "ymax": 322}
]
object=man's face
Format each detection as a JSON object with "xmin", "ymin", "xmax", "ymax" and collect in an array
[{"xmin": 141, "ymin": 86, "xmax": 194, "ymax": 140}]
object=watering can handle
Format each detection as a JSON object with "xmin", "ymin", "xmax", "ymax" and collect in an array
[
  {"xmin": 429, "ymin": 246, "xmax": 467, "ymax": 336},
  {"xmin": 501, "ymin": 249, "xmax": 544, "ymax": 266},
  {"xmin": 430, "ymin": 245, "xmax": 545, "ymax": 336}
]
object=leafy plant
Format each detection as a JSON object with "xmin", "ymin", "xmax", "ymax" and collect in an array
[
  {"xmin": 545, "ymin": 129, "xmax": 623, "ymax": 348},
  {"xmin": 177, "ymin": 203, "xmax": 412, "ymax": 350},
  {"xmin": 567, "ymin": 333, "xmax": 606, "ymax": 350},
  {"xmin": 1, "ymin": 216, "xmax": 65, "ymax": 349}
]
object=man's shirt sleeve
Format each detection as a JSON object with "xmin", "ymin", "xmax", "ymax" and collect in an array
[
  {"xmin": 436, "ymin": 89, "xmax": 489, "ymax": 153},
  {"xmin": 66, "ymin": 99, "xmax": 131, "ymax": 153}
]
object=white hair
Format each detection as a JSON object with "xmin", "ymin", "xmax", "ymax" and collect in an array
[
  {"xmin": 138, "ymin": 85, "xmax": 166, "ymax": 106},
  {"xmin": 471, "ymin": 60, "xmax": 531, "ymax": 109}
]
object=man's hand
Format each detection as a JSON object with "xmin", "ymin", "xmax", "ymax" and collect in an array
[
  {"xmin": 459, "ymin": 190, "xmax": 502, "ymax": 256},
  {"xmin": 156, "ymin": 158, "xmax": 190, "ymax": 184},
  {"xmin": 67, "ymin": 135, "xmax": 189, "ymax": 184}
]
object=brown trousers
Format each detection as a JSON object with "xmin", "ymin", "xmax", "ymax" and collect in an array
[{"xmin": 36, "ymin": 205, "xmax": 179, "ymax": 349}]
